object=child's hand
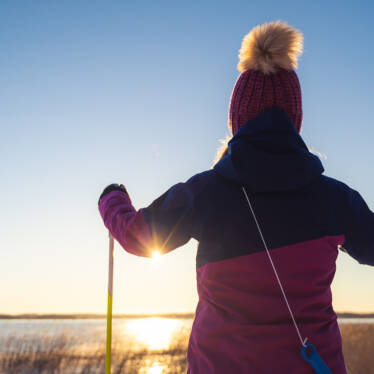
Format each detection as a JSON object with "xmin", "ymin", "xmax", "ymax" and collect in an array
[{"xmin": 98, "ymin": 184, "xmax": 127, "ymax": 204}]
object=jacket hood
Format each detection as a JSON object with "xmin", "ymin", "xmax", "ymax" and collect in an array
[{"xmin": 214, "ymin": 108, "xmax": 324, "ymax": 192}]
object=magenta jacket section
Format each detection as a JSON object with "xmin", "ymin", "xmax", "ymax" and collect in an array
[{"xmin": 99, "ymin": 109, "xmax": 374, "ymax": 373}]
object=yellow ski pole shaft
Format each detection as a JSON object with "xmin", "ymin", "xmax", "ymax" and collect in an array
[{"xmin": 105, "ymin": 233, "xmax": 114, "ymax": 374}]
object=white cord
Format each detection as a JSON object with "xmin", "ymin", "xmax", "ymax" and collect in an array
[{"xmin": 242, "ymin": 186, "xmax": 308, "ymax": 348}]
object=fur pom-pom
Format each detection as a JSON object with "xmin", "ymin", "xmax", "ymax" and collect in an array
[{"xmin": 237, "ymin": 21, "xmax": 303, "ymax": 74}]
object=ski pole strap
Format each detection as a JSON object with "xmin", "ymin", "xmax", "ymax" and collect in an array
[
  {"xmin": 241, "ymin": 187, "xmax": 332, "ymax": 374},
  {"xmin": 241, "ymin": 186, "xmax": 307, "ymax": 347}
]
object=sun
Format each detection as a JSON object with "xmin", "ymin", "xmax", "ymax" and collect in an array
[{"xmin": 151, "ymin": 250, "xmax": 162, "ymax": 263}]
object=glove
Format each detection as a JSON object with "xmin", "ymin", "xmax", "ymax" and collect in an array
[{"xmin": 98, "ymin": 183, "xmax": 127, "ymax": 204}]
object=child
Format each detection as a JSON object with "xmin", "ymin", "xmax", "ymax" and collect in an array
[{"xmin": 99, "ymin": 21, "xmax": 373, "ymax": 373}]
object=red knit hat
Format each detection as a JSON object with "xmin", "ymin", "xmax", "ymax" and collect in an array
[{"xmin": 229, "ymin": 21, "xmax": 303, "ymax": 135}]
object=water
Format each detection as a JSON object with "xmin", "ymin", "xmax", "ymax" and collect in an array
[
  {"xmin": 0, "ymin": 317, "xmax": 372, "ymax": 353},
  {"xmin": 0, "ymin": 317, "xmax": 194, "ymax": 354},
  {"xmin": 0, "ymin": 317, "xmax": 373, "ymax": 373},
  {"xmin": 0, "ymin": 317, "xmax": 194, "ymax": 374},
  {"xmin": 337, "ymin": 318, "xmax": 374, "ymax": 324}
]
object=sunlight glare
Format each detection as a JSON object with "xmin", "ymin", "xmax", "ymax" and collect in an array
[
  {"xmin": 126, "ymin": 317, "xmax": 180, "ymax": 350},
  {"xmin": 151, "ymin": 250, "xmax": 163, "ymax": 263},
  {"xmin": 143, "ymin": 362, "xmax": 166, "ymax": 374}
]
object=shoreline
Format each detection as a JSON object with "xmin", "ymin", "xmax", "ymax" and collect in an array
[{"xmin": 1, "ymin": 312, "xmax": 374, "ymax": 320}]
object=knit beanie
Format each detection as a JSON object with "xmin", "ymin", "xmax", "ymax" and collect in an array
[{"xmin": 229, "ymin": 21, "xmax": 304, "ymax": 135}]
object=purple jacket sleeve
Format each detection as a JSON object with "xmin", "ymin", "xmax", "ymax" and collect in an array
[
  {"xmin": 99, "ymin": 190, "xmax": 154, "ymax": 257},
  {"xmin": 99, "ymin": 182, "xmax": 195, "ymax": 256},
  {"xmin": 342, "ymin": 188, "xmax": 374, "ymax": 266}
]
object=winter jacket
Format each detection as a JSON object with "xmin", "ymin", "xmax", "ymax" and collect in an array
[{"xmin": 99, "ymin": 108, "xmax": 374, "ymax": 373}]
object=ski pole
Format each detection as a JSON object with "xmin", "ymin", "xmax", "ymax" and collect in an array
[{"xmin": 105, "ymin": 233, "xmax": 114, "ymax": 374}]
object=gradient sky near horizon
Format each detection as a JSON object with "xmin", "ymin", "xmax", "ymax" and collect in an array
[{"xmin": 1, "ymin": 0, "xmax": 374, "ymax": 315}]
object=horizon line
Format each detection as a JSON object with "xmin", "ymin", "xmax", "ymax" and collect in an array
[{"xmin": 1, "ymin": 311, "xmax": 374, "ymax": 319}]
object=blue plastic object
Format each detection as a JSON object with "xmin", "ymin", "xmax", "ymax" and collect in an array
[{"xmin": 301, "ymin": 343, "xmax": 332, "ymax": 374}]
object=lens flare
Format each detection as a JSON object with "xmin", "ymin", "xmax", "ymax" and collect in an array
[{"xmin": 151, "ymin": 250, "xmax": 162, "ymax": 263}]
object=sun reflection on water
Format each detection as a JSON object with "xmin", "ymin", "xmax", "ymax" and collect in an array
[
  {"xmin": 126, "ymin": 317, "xmax": 181, "ymax": 350},
  {"xmin": 139, "ymin": 362, "xmax": 166, "ymax": 374}
]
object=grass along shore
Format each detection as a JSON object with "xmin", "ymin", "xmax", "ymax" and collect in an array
[{"xmin": 0, "ymin": 323, "xmax": 373, "ymax": 373}]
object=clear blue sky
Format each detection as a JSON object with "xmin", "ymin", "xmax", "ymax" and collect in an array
[{"xmin": 1, "ymin": 0, "xmax": 373, "ymax": 314}]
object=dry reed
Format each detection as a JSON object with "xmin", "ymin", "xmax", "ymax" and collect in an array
[{"xmin": 0, "ymin": 323, "xmax": 373, "ymax": 373}]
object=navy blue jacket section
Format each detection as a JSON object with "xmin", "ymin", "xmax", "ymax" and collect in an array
[
  {"xmin": 141, "ymin": 182, "xmax": 197, "ymax": 252},
  {"xmin": 215, "ymin": 109, "xmax": 324, "ymax": 192},
  {"xmin": 141, "ymin": 109, "xmax": 374, "ymax": 268}
]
